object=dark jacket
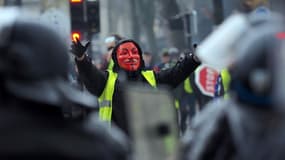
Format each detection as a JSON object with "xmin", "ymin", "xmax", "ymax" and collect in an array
[
  {"xmin": 0, "ymin": 96, "xmax": 128, "ymax": 159},
  {"xmin": 182, "ymin": 98, "xmax": 285, "ymax": 160},
  {"xmin": 76, "ymin": 39, "xmax": 201, "ymax": 134}
]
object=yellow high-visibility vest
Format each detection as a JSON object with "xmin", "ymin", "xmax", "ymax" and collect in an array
[
  {"xmin": 107, "ymin": 59, "xmax": 114, "ymax": 70},
  {"xmin": 98, "ymin": 70, "xmax": 156, "ymax": 122},
  {"xmin": 220, "ymin": 69, "xmax": 231, "ymax": 99},
  {"xmin": 184, "ymin": 77, "xmax": 193, "ymax": 94}
]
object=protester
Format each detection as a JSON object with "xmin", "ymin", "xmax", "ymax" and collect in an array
[
  {"xmin": 100, "ymin": 34, "xmax": 123, "ymax": 70},
  {"xmin": 154, "ymin": 51, "xmax": 173, "ymax": 72},
  {"xmin": 142, "ymin": 51, "xmax": 154, "ymax": 70},
  {"xmin": 240, "ymin": 0, "xmax": 270, "ymax": 14},
  {"xmin": 71, "ymin": 38, "xmax": 201, "ymax": 135}
]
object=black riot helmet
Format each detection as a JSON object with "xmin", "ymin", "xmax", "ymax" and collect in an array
[
  {"xmin": 0, "ymin": 8, "xmax": 97, "ymax": 108},
  {"xmin": 229, "ymin": 13, "xmax": 284, "ymax": 107}
]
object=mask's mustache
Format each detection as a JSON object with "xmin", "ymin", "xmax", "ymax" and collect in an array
[{"xmin": 123, "ymin": 59, "xmax": 139, "ymax": 63}]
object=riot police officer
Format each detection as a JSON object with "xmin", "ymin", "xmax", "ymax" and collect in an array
[
  {"xmin": 0, "ymin": 8, "xmax": 129, "ymax": 159},
  {"xmin": 182, "ymin": 13, "xmax": 285, "ymax": 160}
]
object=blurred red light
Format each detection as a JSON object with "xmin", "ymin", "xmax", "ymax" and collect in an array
[
  {"xmin": 276, "ymin": 32, "xmax": 285, "ymax": 39},
  {"xmin": 70, "ymin": 0, "xmax": 82, "ymax": 3},
  {"xmin": 72, "ymin": 32, "xmax": 81, "ymax": 41}
]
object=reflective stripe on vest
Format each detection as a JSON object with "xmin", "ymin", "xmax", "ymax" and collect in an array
[
  {"xmin": 98, "ymin": 70, "xmax": 157, "ymax": 122},
  {"xmin": 98, "ymin": 70, "xmax": 118, "ymax": 122}
]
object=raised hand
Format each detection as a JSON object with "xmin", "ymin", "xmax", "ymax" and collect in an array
[{"xmin": 70, "ymin": 38, "xmax": 90, "ymax": 59}]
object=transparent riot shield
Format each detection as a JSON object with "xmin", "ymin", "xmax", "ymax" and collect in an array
[
  {"xmin": 196, "ymin": 13, "xmax": 250, "ymax": 70},
  {"xmin": 124, "ymin": 84, "xmax": 179, "ymax": 160}
]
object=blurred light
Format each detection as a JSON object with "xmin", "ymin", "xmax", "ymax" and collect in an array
[
  {"xmin": 70, "ymin": 0, "xmax": 82, "ymax": 3},
  {"xmin": 276, "ymin": 32, "xmax": 285, "ymax": 39},
  {"xmin": 104, "ymin": 36, "xmax": 115, "ymax": 43},
  {"xmin": 72, "ymin": 32, "xmax": 81, "ymax": 41}
]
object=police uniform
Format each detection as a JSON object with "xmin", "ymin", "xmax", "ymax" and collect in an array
[{"xmin": 0, "ymin": 10, "xmax": 128, "ymax": 159}]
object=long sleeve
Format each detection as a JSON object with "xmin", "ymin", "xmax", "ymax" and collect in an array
[
  {"xmin": 156, "ymin": 54, "xmax": 201, "ymax": 88},
  {"xmin": 75, "ymin": 55, "xmax": 108, "ymax": 97}
]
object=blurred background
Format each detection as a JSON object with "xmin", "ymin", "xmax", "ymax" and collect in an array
[
  {"xmin": 1, "ymin": 0, "xmax": 283, "ymax": 62},
  {"xmin": 1, "ymin": 0, "xmax": 285, "ymax": 159},
  {"xmin": 0, "ymin": 0, "xmax": 237, "ymax": 59}
]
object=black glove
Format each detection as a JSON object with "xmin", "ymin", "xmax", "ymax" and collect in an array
[
  {"xmin": 71, "ymin": 38, "xmax": 90, "ymax": 58},
  {"xmin": 181, "ymin": 50, "xmax": 201, "ymax": 64},
  {"xmin": 191, "ymin": 53, "xmax": 201, "ymax": 63}
]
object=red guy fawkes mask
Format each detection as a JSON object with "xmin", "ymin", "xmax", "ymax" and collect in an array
[{"xmin": 116, "ymin": 42, "xmax": 141, "ymax": 71}]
